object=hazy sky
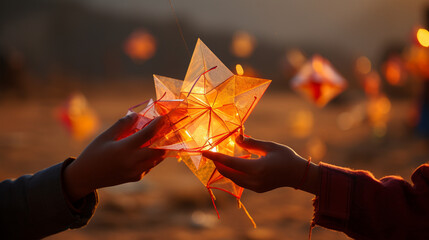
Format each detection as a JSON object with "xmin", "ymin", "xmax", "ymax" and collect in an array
[{"xmin": 81, "ymin": 0, "xmax": 427, "ymax": 61}]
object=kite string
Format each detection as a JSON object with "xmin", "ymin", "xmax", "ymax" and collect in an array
[
  {"xmin": 168, "ymin": 0, "xmax": 191, "ymax": 58},
  {"xmin": 187, "ymin": 66, "xmax": 218, "ymax": 97},
  {"xmin": 241, "ymin": 96, "xmax": 258, "ymax": 123}
]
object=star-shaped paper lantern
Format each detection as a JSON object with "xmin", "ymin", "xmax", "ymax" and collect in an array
[
  {"xmin": 291, "ymin": 55, "xmax": 347, "ymax": 107},
  {"xmin": 125, "ymin": 39, "xmax": 271, "ymax": 224}
]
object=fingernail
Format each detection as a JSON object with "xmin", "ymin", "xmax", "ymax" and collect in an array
[{"xmin": 121, "ymin": 112, "xmax": 137, "ymax": 123}]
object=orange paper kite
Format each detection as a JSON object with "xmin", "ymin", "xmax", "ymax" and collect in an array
[
  {"xmin": 291, "ymin": 55, "xmax": 347, "ymax": 107},
  {"xmin": 124, "ymin": 39, "xmax": 271, "ymax": 225}
]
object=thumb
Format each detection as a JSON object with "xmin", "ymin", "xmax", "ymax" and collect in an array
[
  {"xmin": 100, "ymin": 112, "xmax": 138, "ymax": 140},
  {"xmin": 123, "ymin": 115, "xmax": 167, "ymax": 148},
  {"xmin": 236, "ymin": 135, "xmax": 277, "ymax": 156}
]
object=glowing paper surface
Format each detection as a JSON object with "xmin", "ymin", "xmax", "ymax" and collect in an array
[{"xmin": 126, "ymin": 39, "xmax": 271, "ymax": 223}]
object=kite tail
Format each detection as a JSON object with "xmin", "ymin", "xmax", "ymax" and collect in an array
[
  {"xmin": 238, "ymin": 199, "xmax": 256, "ymax": 228},
  {"xmin": 207, "ymin": 188, "xmax": 220, "ymax": 219}
]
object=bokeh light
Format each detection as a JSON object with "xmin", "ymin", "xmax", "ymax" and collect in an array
[
  {"xmin": 291, "ymin": 55, "xmax": 347, "ymax": 107},
  {"xmin": 336, "ymin": 104, "xmax": 365, "ymax": 131},
  {"xmin": 404, "ymin": 45, "xmax": 429, "ymax": 78},
  {"xmin": 306, "ymin": 137, "xmax": 327, "ymax": 162},
  {"xmin": 367, "ymin": 94, "xmax": 391, "ymax": 137},
  {"xmin": 287, "ymin": 109, "xmax": 314, "ymax": 138},
  {"xmin": 230, "ymin": 31, "xmax": 256, "ymax": 58}
]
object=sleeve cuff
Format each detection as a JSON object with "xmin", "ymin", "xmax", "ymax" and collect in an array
[
  {"xmin": 313, "ymin": 162, "xmax": 353, "ymax": 231},
  {"xmin": 60, "ymin": 158, "xmax": 99, "ymax": 228},
  {"xmin": 25, "ymin": 158, "xmax": 99, "ymax": 238}
]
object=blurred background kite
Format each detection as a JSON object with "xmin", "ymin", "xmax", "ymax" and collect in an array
[
  {"xmin": 291, "ymin": 55, "xmax": 347, "ymax": 107},
  {"xmin": 57, "ymin": 92, "xmax": 99, "ymax": 141}
]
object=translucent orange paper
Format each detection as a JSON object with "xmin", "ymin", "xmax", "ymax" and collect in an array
[
  {"xmin": 291, "ymin": 55, "xmax": 347, "ymax": 107},
  {"xmin": 126, "ymin": 39, "xmax": 271, "ymax": 224}
]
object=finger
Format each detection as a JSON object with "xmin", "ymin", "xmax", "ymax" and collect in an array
[
  {"xmin": 99, "ymin": 113, "xmax": 138, "ymax": 140},
  {"xmin": 214, "ymin": 162, "xmax": 257, "ymax": 190},
  {"xmin": 202, "ymin": 151, "xmax": 257, "ymax": 173},
  {"xmin": 236, "ymin": 136, "xmax": 277, "ymax": 156},
  {"xmin": 124, "ymin": 116, "xmax": 167, "ymax": 148}
]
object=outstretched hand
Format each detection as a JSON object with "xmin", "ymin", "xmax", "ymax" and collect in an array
[
  {"xmin": 202, "ymin": 136, "xmax": 321, "ymax": 195},
  {"xmin": 64, "ymin": 113, "xmax": 167, "ymax": 201}
]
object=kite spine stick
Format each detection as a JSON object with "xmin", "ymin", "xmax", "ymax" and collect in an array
[
  {"xmin": 207, "ymin": 188, "xmax": 220, "ymax": 219},
  {"xmin": 238, "ymin": 199, "xmax": 256, "ymax": 228}
]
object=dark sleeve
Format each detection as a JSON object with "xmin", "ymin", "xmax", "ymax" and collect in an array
[
  {"xmin": 0, "ymin": 158, "xmax": 98, "ymax": 239},
  {"xmin": 313, "ymin": 162, "xmax": 429, "ymax": 240}
]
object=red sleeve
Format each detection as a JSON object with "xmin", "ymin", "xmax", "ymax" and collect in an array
[{"xmin": 313, "ymin": 162, "xmax": 429, "ymax": 240}]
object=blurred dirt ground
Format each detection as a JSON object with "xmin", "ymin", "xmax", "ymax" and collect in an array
[{"xmin": 1, "ymin": 80, "xmax": 428, "ymax": 240}]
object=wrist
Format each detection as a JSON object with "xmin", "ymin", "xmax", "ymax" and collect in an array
[
  {"xmin": 301, "ymin": 162, "xmax": 321, "ymax": 195},
  {"xmin": 63, "ymin": 160, "xmax": 94, "ymax": 202}
]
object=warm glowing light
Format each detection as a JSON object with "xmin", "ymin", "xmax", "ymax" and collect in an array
[
  {"xmin": 288, "ymin": 109, "xmax": 313, "ymax": 138},
  {"xmin": 362, "ymin": 71, "xmax": 381, "ymax": 97},
  {"xmin": 231, "ymin": 31, "xmax": 256, "ymax": 58},
  {"xmin": 58, "ymin": 93, "xmax": 99, "ymax": 141},
  {"xmin": 124, "ymin": 29, "xmax": 157, "ymax": 61},
  {"xmin": 306, "ymin": 137, "xmax": 326, "ymax": 161},
  {"xmin": 417, "ymin": 28, "xmax": 429, "ymax": 47},
  {"xmin": 312, "ymin": 56, "xmax": 325, "ymax": 76},
  {"xmin": 355, "ymin": 56, "xmax": 372, "ymax": 75},
  {"xmin": 236, "ymin": 64, "xmax": 244, "ymax": 76},
  {"xmin": 404, "ymin": 46, "xmax": 429, "ymax": 78},
  {"xmin": 367, "ymin": 95, "xmax": 391, "ymax": 137},
  {"xmin": 227, "ymin": 139, "xmax": 235, "ymax": 148},
  {"xmin": 120, "ymin": 39, "xmax": 271, "ymax": 226},
  {"xmin": 291, "ymin": 55, "xmax": 347, "ymax": 107}
]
